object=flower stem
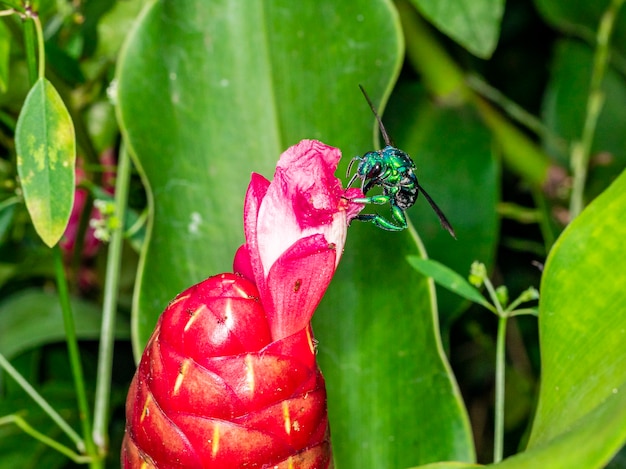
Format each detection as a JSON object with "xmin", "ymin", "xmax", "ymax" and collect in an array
[
  {"xmin": 18, "ymin": 5, "xmax": 45, "ymax": 84},
  {"xmin": 21, "ymin": 8, "xmax": 37, "ymax": 86},
  {"xmin": 92, "ymin": 144, "xmax": 132, "ymax": 453},
  {"xmin": 30, "ymin": 8, "xmax": 45, "ymax": 80},
  {"xmin": 493, "ymin": 314, "xmax": 508, "ymax": 463},
  {"xmin": 569, "ymin": 0, "xmax": 625, "ymax": 218},
  {"xmin": 0, "ymin": 414, "xmax": 91, "ymax": 464},
  {"xmin": 53, "ymin": 246, "xmax": 101, "ymax": 467},
  {"xmin": 480, "ymin": 274, "xmax": 508, "ymax": 463}
]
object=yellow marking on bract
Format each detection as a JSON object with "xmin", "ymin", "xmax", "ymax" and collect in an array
[
  {"xmin": 168, "ymin": 293, "xmax": 191, "ymax": 309},
  {"xmin": 232, "ymin": 282, "xmax": 249, "ymax": 297},
  {"xmin": 245, "ymin": 354, "xmax": 255, "ymax": 393},
  {"xmin": 184, "ymin": 304, "xmax": 206, "ymax": 332},
  {"xmin": 174, "ymin": 360, "xmax": 191, "ymax": 394},
  {"xmin": 223, "ymin": 298, "xmax": 235, "ymax": 327},
  {"xmin": 211, "ymin": 424, "xmax": 220, "ymax": 458},
  {"xmin": 140, "ymin": 395, "xmax": 152, "ymax": 423},
  {"xmin": 306, "ymin": 327, "xmax": 315, "ymax": 355},
  {"xmin": 282, "ymin": 401, "xmax": 291, "ymax": 435}
]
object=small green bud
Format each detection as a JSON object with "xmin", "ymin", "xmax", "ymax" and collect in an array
[
  {"xmin": 91, "ymin": 199, "xmax": 120, "ymax": 242},
  {"xmin": 495, "ymin": 285, "xmax": 509, "ymax": 308},
  {"xmin": 469, "ymin": 261, "xmax": 486, "ymax": 287},
  {"xmin": 94, "ymin": 199, "xmax": 115, "ymax": 216},
  {"xmin": 519, "ymin": 286, "xmax": 539, "ymax": 303}
]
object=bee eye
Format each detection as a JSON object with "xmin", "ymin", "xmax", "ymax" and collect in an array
[{"xmin": 366, "ymin": 162, "xmax": 382, "ymax": 179}]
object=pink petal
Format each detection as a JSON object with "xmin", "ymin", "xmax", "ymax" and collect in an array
[
  {"xmin": 343, "ymin": 187, "xmax": 366, "ymax": 220},
  {"xmin": 262, "ymin": 234, "xmax": 336, "ymax": 340},
  {"xmin": 255, "ymin": 140, "xmax": 351, "ymax": 277},
  {"xmin": 243, "ymin": 173, "xmax": 271, "ymax": 292}
]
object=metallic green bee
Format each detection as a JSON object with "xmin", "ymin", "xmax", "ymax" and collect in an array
[{"xmin": 347, "ymin": 85, "xmax": 456, "ymax": 238}]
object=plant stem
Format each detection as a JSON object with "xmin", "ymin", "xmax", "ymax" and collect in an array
[
  {"xmin": 0, "ymin": 353, "xmax": 84, "ymax": 448},
  {"xmin": 466, "ymin": 74, "xmax": 564, "ymax": 148},
  {"xmin": 0, "ymin": 414, "xmax": 91, "ymax": 463},
  {"xmin": 53, "ymin": 246, "xmax": 100, "ymax": 467},
  {"xmin": 569, "ymin": 0, "xmax": 625, "ymax": 218},
  {"xmin": 482, "ymin": 277, "xmax": 504, "ymax": 317},
  {"xmin": 21, "ymin": 8, "xmax": 37, "ymax": 85},
  {"xmin": 19, "ymin": 6, "xmax": 45, "ymax": 83},
  {"xmin": 480, "ymin": 275, "xmax": 508, "ymax": 462},
  {"xmin": 92, "ymin": 145, "xmax": 132, "ymax": 453},
  {"xmin": 493, "ymin": 314, "xmax": 508, "ymax": 463},
  {"xmin": 30, "ymin": 8, "xmax": 45, "ymax": 79}
]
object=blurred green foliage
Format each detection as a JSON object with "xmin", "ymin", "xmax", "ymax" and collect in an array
[{"xmin": 0, "ymin": 0, "xmax": 625, "ymax": 467}]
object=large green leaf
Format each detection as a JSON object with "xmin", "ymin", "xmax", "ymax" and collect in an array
[
  {"xmin": 117, "ymin": 0, "xmax": 474, "ymax": 466},
  {"xmin": 523, "ymin": 167, "xmax": 626, "ymax": 463},
  {"xmin": 15, "ymin": 78, "xmax": 75, "ymax": 248},
  {"xmin": 117, "ymin": 0, "xmax": 402, "ymax": 353},
  {"xmin": 409, "ymin": 0, "xmax": 505, "ymax": 58},
  {"xmin": 480, "ymin": 384, "xmax": 626, "ymax": 468}
]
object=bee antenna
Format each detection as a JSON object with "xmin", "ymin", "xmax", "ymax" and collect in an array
[
  {"xmin": 416, "ymin": 183, "xmax": 456, "ymax": 239},
  {"xmin": 346, "ymin": 157, "xmax": 358, "ymax": 178},
  {"xmin": 359, "ymin": 84, "xmax": 393, "ymax": 147}
]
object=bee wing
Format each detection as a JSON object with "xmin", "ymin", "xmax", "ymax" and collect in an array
[{"xmin": 417, "ymin": 184, "xmax": 456, "ymax": 239}]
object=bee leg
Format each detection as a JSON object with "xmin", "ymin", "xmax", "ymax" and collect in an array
[
  {"xmin": 349, "ymin": 194, "xmax": 391, "ymax": 205},
  {"xmin": 349, "ymin": 195, "xmax": 407, "ymax": 231},
  {"xmin": 352, "ymin": 213, "xmax": 404, "ymax": 231},
  {"xmin": 388, "ymin": 203, "xmax": 408, "ymax": 230}
]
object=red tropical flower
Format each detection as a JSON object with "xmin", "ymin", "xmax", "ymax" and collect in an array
[{"xmin": 122, "ymin": 140, "xmax": 362, "ymax": 468}]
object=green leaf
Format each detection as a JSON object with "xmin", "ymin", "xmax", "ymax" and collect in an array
[
  {"xmin": 15, "ymin": 78, "xmax": 75, "ymax": 248},
  {"xmin": 0, "ymin": 289, "xmax": 130, "ymax": 360},
  {"xmin": 486, "ymin": 386, "xmax": 626, "ymax": 468},
  {"xmin": 411, "ymin": 464, "xmax": 481, "ymax": 469},
  {"xmin": 116, "ymin": 0, "xmax": 403, "ymax": 354},
  {"xmin": 522, "ymin": 167, "xmax": 626, "ymax": 465},
  {"xmin": 117, "ymin": 0, "xmax": 474, "ymax": 466},
  {"xmin": 407, "ymin": 256, "xmax": 492, "ymax": 310},
  {"xmin": 409, "ymin": 0, "xmax": 505, "ymax": 58}
]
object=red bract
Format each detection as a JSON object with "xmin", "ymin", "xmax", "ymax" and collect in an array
[{"xmin": 122, "ymin": 140, "xmax": 362, "ymax": 468}]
